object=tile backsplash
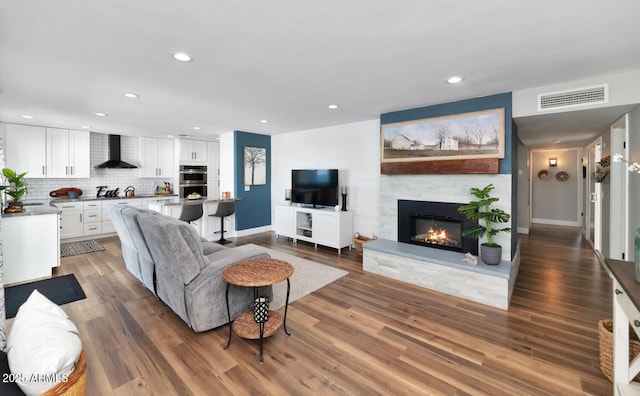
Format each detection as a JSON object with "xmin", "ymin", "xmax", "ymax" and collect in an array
[{"xmin": 21, "ymin": 133, "xmax": 174, "ymax": 201}]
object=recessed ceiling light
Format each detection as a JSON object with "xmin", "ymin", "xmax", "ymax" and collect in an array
[
  {"xmin": 21, "ymin": 115, "xmax": 33, "ymax": 119},
  {"xmin": 328, "ymin": 104, "xmax": 339, "ymax": 109},
  {"xmin": 167, "ymin": 134, "xmax": 174, "ymax": 138},
  {"xmin": 193, "ymin": 126, "xmax": 201, "ymax": 130},
  {"xmin": 94, "ymin": 112, "xmax": 108, "ymax": 117},
  {"xmin": 124, "ymin": 93, "xmax": 140, "ymax": 98},
  {"xmin": 81, "ymin": 125, "xmax": 91, "ymax": 129},
  {"xmin": 447, "ymin": 76, "xmax": 463, "ymax": 84},
  {"xmin": 172, "ymin": 52, "xmax": 192, "ymax": 62},
  {"xmin": 260, "ymin": 120, "xmax": 268, "ymax": 124}
]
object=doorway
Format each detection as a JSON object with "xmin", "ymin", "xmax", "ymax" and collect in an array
[
  {"xmin": 585, "ymin": 138, "xmax": 602, "ymax": 252},
  {"xmin": 609, "ymin": 113, "xmax": 629, "ymax": 260}
]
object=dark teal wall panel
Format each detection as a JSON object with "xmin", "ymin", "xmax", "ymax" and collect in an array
[
  {"xmin": 380, "ymin": 92, "xmax": 513, "ymax": 174},
  {"xmin": 234, "ymin": 131, "xmax": 271, "ymax": 231}
]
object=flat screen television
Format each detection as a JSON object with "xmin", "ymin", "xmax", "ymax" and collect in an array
[{"xmin": 291, "ymin": 169, "xmax": 338, "ymax": 208}]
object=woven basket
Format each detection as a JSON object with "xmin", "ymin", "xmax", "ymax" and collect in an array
[
  {"xmin": 41, "ymin": 350, "xmax": 87, "ymax": 396},
  {"xmin": 598, "ymin": 320, "xmax": 640, "ymax": 382},
  {"xmin": 353, "ymin": 233, "xmax": 376, "ymax": 256}
]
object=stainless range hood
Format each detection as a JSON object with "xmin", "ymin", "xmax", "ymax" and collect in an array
[{"xmin": 94, "ymin": 134, "xmax": 137, "ymax": 169}]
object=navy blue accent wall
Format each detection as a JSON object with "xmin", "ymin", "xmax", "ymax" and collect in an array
[
  {"xmin": 380, "ymin": 92, "xmax": 513, "ymax": 174},
  {"xmin": 233, "ymin": 131, "xmax": 271, "ymax": 231}
]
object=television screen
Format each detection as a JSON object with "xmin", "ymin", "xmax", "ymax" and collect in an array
[{"xmin": 291, "ymin": 169, "xmax": 338, "ymax": 208}]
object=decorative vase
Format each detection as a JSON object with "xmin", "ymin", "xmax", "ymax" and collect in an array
[
  {"xmin": 635, "ymin": 228, "xmax": 640, "ymax": 283},
  {"xmin": 480, "ymin": 244, "xmax": 502, "ymax": 265},
  {"xmin": 3, "ymin": 200, "xmax": 24, "ymax": 214}
]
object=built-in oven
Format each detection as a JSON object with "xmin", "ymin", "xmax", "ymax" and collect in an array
[
  {"xmin": 180, "ymin": 165, "xmax": 207, "ymax": 184},
  {"xmin": 179, "ymin": 165, "xmax": 208, "ymax": 198},
  {"xmin": 180, "ymin": 184, "xmax": 207, "ymax": 198}
]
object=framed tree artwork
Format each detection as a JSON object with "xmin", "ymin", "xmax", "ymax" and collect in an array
[
  {"xmin": 244, "ymin": 146, "xmax": 267, "ymax": 185},
  {"xmin": 380, "ymin": 108, "xmax": 505, "ymax": 174}
]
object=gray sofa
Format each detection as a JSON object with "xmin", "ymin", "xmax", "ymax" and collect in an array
[{"xmin": 108, "ymin": 205, "xmax": 271, "ymax": 332}]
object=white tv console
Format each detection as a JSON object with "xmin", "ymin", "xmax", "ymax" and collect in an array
[{"xmin": 274, "ymin": 204, "xmax": 353, "ymax": 254}]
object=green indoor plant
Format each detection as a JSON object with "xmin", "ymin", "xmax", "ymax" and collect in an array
[
  {"xmin": 457, "ymin": 183, "xmax": 511, "ymax": 265},
  {"xmin": 1, "ymin": 168, "xmax": 28, "ymax": 212}
]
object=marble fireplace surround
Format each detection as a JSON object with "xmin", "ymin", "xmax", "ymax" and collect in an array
[{"xmin": 363, "ymin": 174, "xmax": 519, "ymax": 310}]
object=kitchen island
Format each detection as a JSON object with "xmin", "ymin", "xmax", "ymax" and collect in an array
[
  {"xmin": 50, "ymin": 194, "xmax": 178, "ymax": 241},
  {"xmin": 147, "ymin": 197, "xmax": 236, "ymax": 240},
  {"xmin": 1, "ymin": 204, "xmax": 61, "ymax": 285}
]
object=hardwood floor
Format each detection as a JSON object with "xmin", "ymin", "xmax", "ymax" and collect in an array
[{"xmin": 9, "ymin": 224, "xmax": 615, "ymax": 395}]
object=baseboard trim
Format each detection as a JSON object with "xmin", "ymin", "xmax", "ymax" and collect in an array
[
  {"xmin": 531, "ymin": 218, "xmax": 581, "ymax": 227},
  {"xmin": 235, "ymin": 225, "xmax": 273, "ymax": 238}
]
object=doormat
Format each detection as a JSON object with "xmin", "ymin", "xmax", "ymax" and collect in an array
[
  {"xmin": 4, "ymin": 274, "xmax": 86, "ymax": 318},
  {"xmin": 60, "ymin": 240, "xmax": 105, "ymax": 257}
]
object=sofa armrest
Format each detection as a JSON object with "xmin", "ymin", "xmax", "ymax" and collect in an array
[{"xmin": 184, "ymin": 246, "xmax": 271, "ymax": 332}]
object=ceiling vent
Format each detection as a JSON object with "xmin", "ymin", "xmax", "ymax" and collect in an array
[{"xmin": 538, "ymin": 83, "xmax": 608, "ymax": 111}]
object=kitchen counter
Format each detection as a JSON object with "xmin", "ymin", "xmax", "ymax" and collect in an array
[
  {"xmin": 1, "ymin": 203, "xmax": 61, "ymax": 218},
  {"xmin": 145, "ymin": 196, "xmax": 234, "ymax": 206},
  {"xmin": 49, "ymin": 194, "xmax": 178, "ymax": 204}
]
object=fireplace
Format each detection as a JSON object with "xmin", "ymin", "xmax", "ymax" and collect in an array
[{"xmin": 398, "ymin": 200, "xmax": 478, "ymax": 255}]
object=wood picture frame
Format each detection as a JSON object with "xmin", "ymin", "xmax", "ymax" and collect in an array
[
  {"xmin": 244, "ymin": 146, "xmax": 267, "ymax": 185},
  {"xmin": 381, "ymin": 108, "xmax": 505, "ymax": 165}
]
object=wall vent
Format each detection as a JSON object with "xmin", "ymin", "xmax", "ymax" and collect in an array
[{"xmin": 538, "ymin": 84, "xmax": 608, "ymax": 111}]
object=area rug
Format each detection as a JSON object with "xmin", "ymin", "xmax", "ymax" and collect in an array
[
  {"xmin": 60, "ymin": 239, "xmax": 105, "ymax": 257},
  {"xmin": 5, "ymin": 274, "xmax": 86, "ymax": 318},
  {"xmin": 246, "ymin": 245, "xmax": 349, "ymax": 309}
]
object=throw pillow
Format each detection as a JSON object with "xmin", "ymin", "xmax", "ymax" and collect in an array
[{"xmin": 7, "ymin": 289, "xmax": 82, "ymax": 396}]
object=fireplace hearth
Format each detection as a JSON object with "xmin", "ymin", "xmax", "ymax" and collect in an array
[{"xmin": 398, "ymin": 200, "xmax": 478, "ymax": 255}]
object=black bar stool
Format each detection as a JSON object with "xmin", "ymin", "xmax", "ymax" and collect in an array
[
  {"xmin": 179, "ymin": 202, "xmax": 203, "ymax": 224},
  {"xmin": 210, "ymin": 200, "xmax": 236, "ymax": 244}
]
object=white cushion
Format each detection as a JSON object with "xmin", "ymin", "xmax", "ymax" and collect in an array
[{"xmin": 7, "ymin": 289, "xmax": 82, "ymax": 396}]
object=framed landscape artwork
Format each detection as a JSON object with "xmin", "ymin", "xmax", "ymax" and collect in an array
[
  {"xmin": 244, "ymin": 146, "xmax": 267, "ymax": 185},
  {"xmin": 381, "ymin": 108, "xmax": 505, "ymax": 164}
]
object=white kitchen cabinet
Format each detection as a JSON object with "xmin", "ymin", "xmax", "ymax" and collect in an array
[
  {"xmin": 207, "ymin": 141, "xmax": 220, "ymax": 199},
  {"xmin": 179, "ymin": 138, "xmax": 208, "ymax": 164},
  {"xmin": 5, "ymin": 123, "xmax": 47, "ymax": 178},
  {"xmin": 274, "ymin": 205, "xmax": 353, "ymax": 254},
  {"xmin": 207, "ymin": 141, "xmax": 220, "ymax": 178},
  {"xmin": 2, "ymin": 212, "xmax": 60, "ymax": 285},
  {"xmin": 53, "ymin": 201, "xmax": 84, "ymax": 239},
  {"xmin": 46, "ymin": 128, "xmax": 91, "ymax": 178},
  {"xmin": 139, "ymin": 136, "xmax": 175, "ymax": 178},
  {"xmin": 82, "ymin": 201, "xmax": 102, "ymax": 235}
]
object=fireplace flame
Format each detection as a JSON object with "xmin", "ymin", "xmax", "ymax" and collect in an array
[{"xmin": 426, "ymin": 227, "xmax": 448, "ymax": 243}]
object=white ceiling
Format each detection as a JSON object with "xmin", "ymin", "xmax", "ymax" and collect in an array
[{"xmin": 1, "ymin": 1, "xmax": 639, "ymax": 148}]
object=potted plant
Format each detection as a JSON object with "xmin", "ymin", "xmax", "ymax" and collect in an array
[
  {"xmin": 1, "ymin": 168, "xmax": 28, "ymax": 213},
  {"xmin": 457, "ymin": 184, "xmax": 511, "ymax": 265}
]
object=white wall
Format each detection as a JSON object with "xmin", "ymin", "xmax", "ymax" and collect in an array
[
  {"xmin": 628, "ymin": 105, "xmax": 640, "ymax": 261},
  {"xmin": 219, "ymin": 132, "xmax": 235, "ymax": 197},
  {"xmin": 516, "ymin": 140, "xmax": 530, "ymax": 233},
  {"xmin": 271, "ymin": 119, "xmax": 381, "ymax": 237},
  {"xmin": 530, "ymin": 148, "xmax": 582, "ymax": 227},
  {"xmin": 512, "ymin": 70, "xmax": 640, "ymax": 118}
]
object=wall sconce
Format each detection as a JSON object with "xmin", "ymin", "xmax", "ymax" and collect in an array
[{"xmin": 549, "ymin": 158, "xmax": 558, "ymax": 167}]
